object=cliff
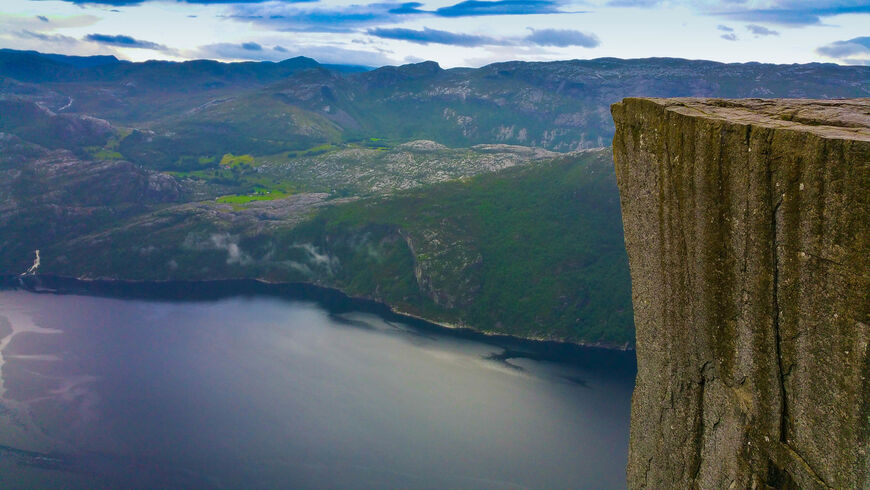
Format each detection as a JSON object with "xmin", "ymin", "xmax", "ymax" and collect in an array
[{"xmin": 612, "ymin": 98, "xmax": 869, "ymax": 488}]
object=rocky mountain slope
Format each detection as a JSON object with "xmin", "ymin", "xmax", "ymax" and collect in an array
[
  {"xmin": 613, "ymin": 98, "xmax": 868, "ymax": 488},
  {"xmin": 3, "ymin": 49, "xmax": 869, "ymax": 170},
  {"xmin": 3, "ymin": 50, "xmax": 870, "ymax": 346}
]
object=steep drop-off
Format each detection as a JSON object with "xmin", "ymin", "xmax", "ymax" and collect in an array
[{"xmin": 612, "ymin": 98, "xmax": 868, "ymax": 488}]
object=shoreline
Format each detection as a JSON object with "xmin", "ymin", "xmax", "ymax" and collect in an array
[{"xmin": 2, "ymin": 274, "xmax": 635, "ymax": 356}]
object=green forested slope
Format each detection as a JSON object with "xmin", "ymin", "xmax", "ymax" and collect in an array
[
  {"xmin": 287, "ymin": 149, "xmax": 632, "ymax": 344},
  {"xmin": 31, "ymin": 150, "xmax": 632, "ymax": 346}
]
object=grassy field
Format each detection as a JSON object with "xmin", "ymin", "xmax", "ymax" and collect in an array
[{"xmin": 216, "ymin": 188, "xmax": 292, "ymax": 204}]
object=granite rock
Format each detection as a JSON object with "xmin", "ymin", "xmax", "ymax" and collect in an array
[{"xmin": 612, "ymin": 98, "xmax": 869, "ymax": 488}]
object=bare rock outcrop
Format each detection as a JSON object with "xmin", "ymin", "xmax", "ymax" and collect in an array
[{"xmin": 612, "ymin": 98, "xmax": 868, "ymax": 488}]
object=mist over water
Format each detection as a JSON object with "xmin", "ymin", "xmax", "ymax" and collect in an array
[{"xmin": 0, "ymin": 288, "xmax": 634, "ymax": 489}]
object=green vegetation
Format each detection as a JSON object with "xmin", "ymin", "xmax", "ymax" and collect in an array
[
  {"xmin": 26, "ymin": 150, "xmax": 632, "ymax": 345},
  {"xmin": 219, "ymin": 153, "xmax": 255, "ymax": 168},
  {"xmin": 284, "ymin": 150, "xmax": 634, "ymax": 344},
  {"xmin": 216, "ymin": 188, "xmax": 291, "ymax": 204},
  {"xmin": 284, "ymin": 144, "xmax": 338, "ymax": 158},
  {"xmin": 4, "ymin": 51, "xmax": 868, "ymax": 346}
]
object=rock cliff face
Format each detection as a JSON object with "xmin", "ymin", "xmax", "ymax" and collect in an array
[{"xmin": 612, "ymin": 98, "xmax": 868, "ymax": 488}]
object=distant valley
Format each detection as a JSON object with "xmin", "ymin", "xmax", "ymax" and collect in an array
[{"xmin": 2, "ymin": 49, "xmax": 868, "ymax": 346}]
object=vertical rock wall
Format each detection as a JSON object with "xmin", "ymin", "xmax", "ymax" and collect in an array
[{"xmin": 612, "ymin": 98, "xmax": 868, "ymax": 489}]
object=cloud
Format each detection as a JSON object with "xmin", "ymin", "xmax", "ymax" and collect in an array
[
  {"xmin": 84, "ymin": 33, "xmax": 167, "ymax": 50},
  {"xmin": 229, "ymin": 0, "xmax": 572, "ymax": 32},
  {"xmin": 712, "ymin": 1, "xmax": 870, "ymax": 26},
  {"xmin": 368, "ymin": 27, "xmax": 496, "ymax": 46},
  {"xmin": 816, "ymin": 36, "xmax": 870, "ymax": 64},
  {"xmin": 241, "ymin": 41, "xmax": 262, "ymax": 50},
  {"xmin": 54, "ymin": 0, "xmax": 315, "ymax": 5},
  {"xmin": 524, "ymin": 28, "xmax": 599, "ymax": 47},
  {"xmin": 607, "ymin": 0, "xmax": 662, "ymax": 6},
  {"xmin": 229, "ymin": 2, "xmax": 418, "ymax": 32},
  {"xmin": 366, "ymin": 26, "xmax": 600, "ymax": 48},
  {"xmin": 196, "ymin": 42, "xmax": 395, "ymax": 66},
  {"xmin": 0, "ymin": 13, "xmax": 100, "ymax": 30},
  {"xmin": 716, "ymin": 24, "xmax": 733, "ymax": 32},
  {"xmin": 56, "ymin": 0, "xmax": 145, "ymax": 4},
  {"xmin": 0, "ymin": 15, "xmax": 101, "ymax": 55},
  {"xmin": 433, "ymin": 0, "xmax": 568, "ymax": 17},
  {"xmin": 388, "ymin": 2, "xmax": 427, "ymax": 14},
  {"xmin": 603, "ymin": 1, "xmax": 869, "ymax": 27},
  {"xmin": 721, "ymin": 32, "xmax": 738, "ymax": 41},
  {"xmin": 746, "ymin": 24, "xmax": 779, "ymax": 36},
  {"xmin": 15, "ymin": 30, "xmax": 80, "ymax": 44}
]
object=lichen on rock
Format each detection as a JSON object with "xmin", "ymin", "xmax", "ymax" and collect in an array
[{"xmin": 612, "ymin": 98, "xmax": 869, "ymax": 489}]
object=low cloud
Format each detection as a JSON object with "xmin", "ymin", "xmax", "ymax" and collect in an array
[
  {"xmin": 721, "ymin": 32, "xmax": 738, "ymax": 41},
  {"xmin": 368, "ymin": 27, "xmax": 496, "ymax": 46},
  {"xmin": 0, "ymin": 15, "xmax": 103, "ymax": 56},
  {"xmin": 524, "ymin": 28, "xmax": 599, "ymax": 47},
  {"xmin": 182, "ymin": 232, "xmax": 252, "ymax": 266},
  {"xmin": 196, "ymin": 42, "xmax": 395, "ymax": 66},
  {"xmin": 367, "ymin": 26, "xmax": 599, "ymax": 49},
  {"xmin": 713, "ymin": 1, "xmax": 870, "ymax": 27},
  {"xmin": 716, "ymin": 24, "xmax": 733, "ymax": 32},
  {"xmin": 746, "ymin": 24, "xmax": 779, "ymax": 36},
  {"xmin": 816, "ymin": 36, "xmax": 870, "ymax": 64},
  {"xmin": 16, "ymin": 30, "xmax": 79, "ymax": 44},
  {"xmin": 85, "ymin": 33, "xmax": 168, "ymax": 50}
]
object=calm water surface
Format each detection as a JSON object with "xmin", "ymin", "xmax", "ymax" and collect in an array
[{"xmin": 0, "ymin": 286, "xmax": 635, "ymax": 489}]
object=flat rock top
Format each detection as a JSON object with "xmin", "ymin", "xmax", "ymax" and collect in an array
[{"xmin": 628, "ymin": 97, "xmax": 870, "ymax": 141}]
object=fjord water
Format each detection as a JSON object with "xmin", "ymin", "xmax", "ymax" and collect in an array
[{"xmin": 0, "ymin": 287, "xmax": 634, "ymax": 489}]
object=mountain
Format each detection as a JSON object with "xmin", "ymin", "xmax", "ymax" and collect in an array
[
  {"xmin": 2, "ymin": 50, "xmax": 869, "ymax": 345},
  {"xmin": 3, "ymin": 51, "xmax": 868, "ymax": 168}
]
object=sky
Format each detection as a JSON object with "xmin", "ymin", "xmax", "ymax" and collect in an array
[{"xmin": 0, "ymin": 0, "xmax": 868, "ymax": 68}]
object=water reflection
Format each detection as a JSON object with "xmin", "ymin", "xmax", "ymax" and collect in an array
[{"xmin": 0, "ymin": 287, "xmax": 635, "ymax": 489}]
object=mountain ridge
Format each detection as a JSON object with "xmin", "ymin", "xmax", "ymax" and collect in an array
[{"xmin": 2, "ymin": 51, "xmax": 869, "ymax": 345}]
